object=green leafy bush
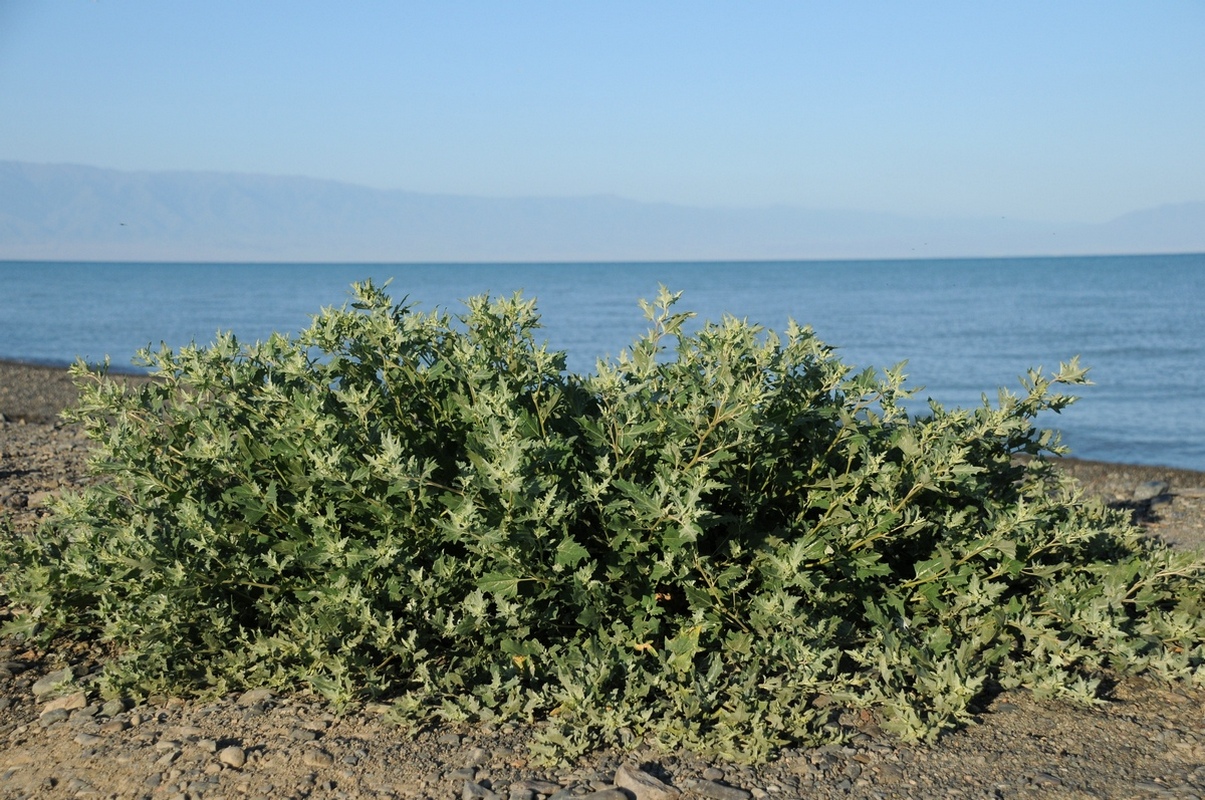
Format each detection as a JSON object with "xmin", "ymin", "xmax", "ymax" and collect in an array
[{"xmin": 4, "ymin": 280, "xmax": 1205, "ymax": 762}]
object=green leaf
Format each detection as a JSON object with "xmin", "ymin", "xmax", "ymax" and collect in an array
[
  {"xmin": 554, "ymin": 537, "xmax": 590, "ymax": 569},
  {"xmin": 477, "ymin": 572, "xmax": 523, "ymax": 599}
]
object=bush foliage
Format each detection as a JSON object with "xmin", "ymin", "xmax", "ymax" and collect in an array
[{"xmin": 4, "ymin": 281, "xmax": 1205, "ymax": 762}]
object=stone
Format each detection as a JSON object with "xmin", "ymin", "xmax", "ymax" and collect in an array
[
  {"xmin": 464, "ymin": 746, "xmax": 491, "ymax": 766},
  {"xmin": 73, "ymin": 732, "xmax": 101, "ymax": 746},
  {"xmin": 702, "ymin": 768, "xmax": 725, "ymax": 781},
  {"xmin": 694, "ymin": 780, "xmax": 752, "ymax": 800},
  {"xmin": 99, "ymin": 698, "xmax": 128, "ymax": 717},
  {"xmin": 63, "ymin": 777, "xmax": 92, "ymax": 793},
  {"xmin": 580, "ymin": 791, "xmax": 627, "ymax": 800},
  {"xmin": 513, "ymin": 779, "xmax": 563, "ymax": 795},
  {"xmin": 218, "ymin": 745, "xmax": 247, "ymax": 768},
  {"xmin": 237, "ymin": 687, "xmax": 275, "ymax": 706},
  {"xmin": 614, "ymin": 764, "xmax": 681, "ymax": 800},
  {"xmin": 1135, "ymin": 480, "xmax": 1171, "ymax": 502},
  {"xmin": 463, "ymin": 780, "xmax": 501, "ymax": 800},
  {"xmin": 303, "ymin": 748, "xmax": 335, "ymax": 768},
  {"xmin": 99, "ymin": 719, "xmax": 129, "ymax": 734},
  {"xmin": 41, "ymin": 691, "xmax": 87, "ymax": 714},
  {"xmin": 438, "ymin": 732, "xmax": 463, "ymax": 746},
  {"xmin": 37, "ymin": 708, "xmax": 70, "ymax": 728},
  {"xmin": 31, "ymin": 667, "xmax": 74, "ymax": 698},
  {"xmin": 27, "ymin": 490, "xmax": 55, "ymax": 507}
]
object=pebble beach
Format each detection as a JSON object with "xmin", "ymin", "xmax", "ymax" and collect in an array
[{"xmin": 3, "ymin": 359, "xmax": 1205, "ymax": 799}]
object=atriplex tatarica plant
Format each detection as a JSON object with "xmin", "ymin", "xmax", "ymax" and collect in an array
[{"xmin": 3, "ymin": 281, "xmax": 1205, "ymax": 762}]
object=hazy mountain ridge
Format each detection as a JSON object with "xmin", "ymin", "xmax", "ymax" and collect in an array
[{"xmin": 2, "ymin": 161, "xmax": 1202, "ymax": 261}]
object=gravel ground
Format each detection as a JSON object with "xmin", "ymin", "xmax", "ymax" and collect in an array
[{"xmin": 3, "ymin": 360, "xmax": 1205, "ymax": 799}]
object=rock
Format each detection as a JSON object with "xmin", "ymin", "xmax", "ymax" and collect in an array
[
  {"xmin": 99, "ymin": 698, "xmax": 128, "ymax": 717},
  {"xmin": 1135, "ymin": 480, "xmax": 1171, "ymax": 502},
  {"xmin": 693, "ymin": 780, "xmax": 752, "ymax": 800},
  {"xmin": 580, "ymin": 791, "xmax": 627, "ymax": 800},
  {"xmin": 218, "ymin": 745, "xmax": 247, "ymax": 768},
  {"xmin": 463, "ymin": 780, "xmax": 501, "ymax": 800},
  {"xmin": 464, "ymin": 746, "xmax": 491, "ymax": 766},
  {"xmin": 615, "ymin": 764, "xmax": 681, "ymax": 800},
  {"xmin": 27, "ymin": 490, "xmax": 55, "ymax": 507},
  {"xmin": 438, "ymin": 732, "xmax": 463, "ymax": 745},
  {"xmin": 73, "ymin": 732, "xmax": 101, "ymax": 746},
  {"xmin": 236, "ymin": 687, "xmax": 275, "ymax": 706},
  {"xmin": 41, "ymin": 691, "xmax": 87, "ymax": 714},
  {"xmin": 154, "ymin": 748, "xmax": 179, "ymax": 767},
  {"xmin": 0, "ymin": 660, "xmax": 28, "ymax": 676},
  {"xmin": 302, "ymin": 748, "xmax": 335, "ymax": 768},
  {"xmin": 37, "ymin": 708, "xmax": 70, "ymax": 728},
  {"xmin": 63, "ymin": 777, "xmax": 92, "ymax": 793},
  {"xmin": 99, "ymin": 719, "xmax": 129, "ymax": 734},
  {"xmin": 702, "ymin": 768, "xmax": 725, "ymax": 781},
  {"xmin": 513, "ymin": 779, "xmax": 563, "ymax": 795},
  {"xmin": 31, "ymin": 667, "xmax": 74, "ymax": 698}
]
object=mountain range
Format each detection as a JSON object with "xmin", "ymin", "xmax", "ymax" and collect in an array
[{"xmin": 2, "ymin": 161, "xmax": 1203, "ymax": 261}]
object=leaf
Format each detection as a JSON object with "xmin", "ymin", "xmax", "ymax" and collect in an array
[
  {"xmin": 477, "ymin": 572, "xmax": 523, "ymax": 599},
  {"xmin": 554, "ymin": 537, "xmax": 590, "ymax": 569}
]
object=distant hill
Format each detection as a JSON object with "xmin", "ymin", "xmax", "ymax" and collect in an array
[{"xmin": 1, "ymin": 161, "xmax": 1202, "ymax": 261}]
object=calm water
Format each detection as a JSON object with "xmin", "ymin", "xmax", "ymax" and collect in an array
[{"xmin": 1, "ymin": 256, "xmax": 1202, "ymax": 471}]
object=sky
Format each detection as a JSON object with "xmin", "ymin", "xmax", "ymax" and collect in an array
[{"xmin": 2, "ymin": 1, "xmax": 1204, "ymax": 224}]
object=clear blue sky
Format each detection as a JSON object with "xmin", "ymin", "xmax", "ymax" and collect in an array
[{"xmin": 2, "ymin": 1, "xmax": 1203, "ymax": 223}]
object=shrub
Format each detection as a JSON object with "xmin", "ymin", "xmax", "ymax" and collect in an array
[{"xmin": 4, "ymin": 280, "xmax": 1205, "ymax": 762}]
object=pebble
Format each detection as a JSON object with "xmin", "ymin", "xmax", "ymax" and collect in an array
[
  {"xmin": 463, "ymin": 780, "xmax": 501, "ymax": 799},
  {"xmin": 0, "ymin": 660, "xmax": 28, "ymax": 677},
  {"xmin": 513, "ymin": 779, "xmax": 563, "ymax": 794},
  {"xmin": 30, "ymin": 667, "xmax": 74, "ymax": 698},
  {"xmin": 1135, "ymin": 481, "xmax": 1171, "ymax": 502},
  {"xmin": 99, "ymin": 719, "xmax": 129, "ymax": 734},
  {"xmin": 237, "ymin": 687, "xmax": 275, "ymax": 706},
  {"xmin": 302, "ymin": 747, "xmax": 335, "ymax": 768},
  {"xmin": 218, "ymin": 745, "xmax": 247, "ymax": 768},
  {"xmin": 693, "ymin": 779, "xmax": 753, "ymax": 800},
  {"xmin": 614, "ymin": 764, "xmax": 681, "ymax": 800},
  {"xmin": 464, "ymin": 746, "xmax": 491, "ymax": 766},
  {"xmin": 37, "ymin": 708, "xmax": 70, "ymax": 728},
  {"xmin": 41, "ymin": 690, "xmax": 88, "ymax": 714}
]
